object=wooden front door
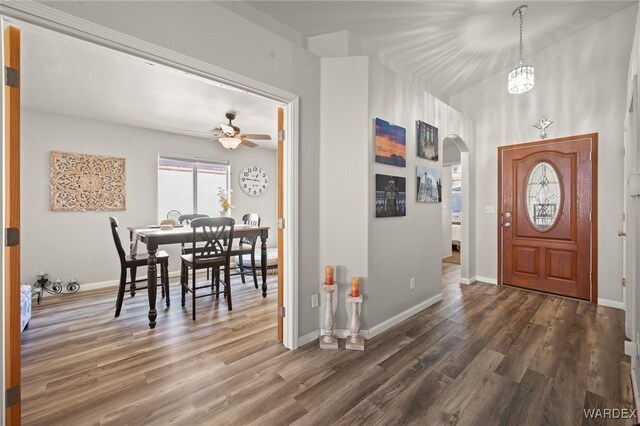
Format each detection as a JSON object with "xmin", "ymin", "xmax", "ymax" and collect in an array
[{"xmin": 498, "ymin": 134, "xmax": 597, "ymax": 301}]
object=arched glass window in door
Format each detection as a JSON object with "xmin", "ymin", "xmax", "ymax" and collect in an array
[{"xmin": 526, "ymin": 161, "xmax": 561, "ymax": 230}]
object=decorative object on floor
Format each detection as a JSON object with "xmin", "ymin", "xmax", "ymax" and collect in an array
[
  {"xmin": 239, "ymin": 164, "xmax": 269, "ymax": 197},
  {"xmin": 320, "ymin": 280, "xmax": 338, "ymax": 350},
  {"xmin": 416, "ymin": 165, "xmax": 442, "ymax": 203},
  {"xmin": 375, "ymin": 118, "xmax": 406, "ymax": 167},
  {"xmin": 50, "ymin": 151, "xmax": 126, "ymax": 211},
  {"xmin": 32, "ymin": 271, "xmax": 80, "ymax": 304},
  {"xmin": 217, "ymin": 187, "xmax": 234, "ymax": 217},
  {"xmin": 533, "ymin": 115, "xmax": 553, "ymax": 140},
  {"xmin": 375, "ymin": 174, "xmax": 407, "ymax": 217},
  {"xmin": 346, "ymin": 279, "xmax": 364, "ymax": 351},
  {"xmin": 508, "ymin": 5, "xmax": 534, "ymax": 94},
  {"xmin": 416, "ymin": 120, "xmax": 438, "ymax": 161}
]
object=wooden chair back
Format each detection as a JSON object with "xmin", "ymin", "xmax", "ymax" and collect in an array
[
  {"xmin": 178, "ymin": 213, "xmax": 209, "ymax": 225},
  {"xmin": 109, "ymin": 217, "xmax": 126, "ymax": 265},
  {"xmin": 240, "ymin": 213, "xmax": 261, "ymax": 247},
  {"xmin": 190, "ymin": 217, "xmax": 235, "ymax": 263}
]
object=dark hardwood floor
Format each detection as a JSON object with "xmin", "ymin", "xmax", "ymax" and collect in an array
[{"xmin": 21, "ymin": 264, "xmax": 633, "ymax": 425}]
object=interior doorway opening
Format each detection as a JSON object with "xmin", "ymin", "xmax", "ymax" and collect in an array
[{"xmin": 442, "ymin": 134, "xmax": 469, "ymax": 283}]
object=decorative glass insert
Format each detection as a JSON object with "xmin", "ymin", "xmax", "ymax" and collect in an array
[{"xmin": 526, "ymin": 162, "xmax": 561, "ymax": 230}]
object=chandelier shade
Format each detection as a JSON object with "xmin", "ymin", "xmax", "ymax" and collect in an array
[{"xmin": 508, "ymin": 64, "xmax": 535, "ymax": 94}]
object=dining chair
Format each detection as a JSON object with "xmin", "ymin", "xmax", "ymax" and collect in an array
[
  {"xmin": 110, "ymin": 217, "xmax": 170, "ymax": 317},
  {"xmin": 232, "ymin": 213, "xmax": 261, "ymax": 289},
  {"xmin": 178, "ymin": 214, "xmax": 211, "ymax": 278},
  {"xmin": 180, "ymin": 217, "xmax": 235, "ymax": 320}
]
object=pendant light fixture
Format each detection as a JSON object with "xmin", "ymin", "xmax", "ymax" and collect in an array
[{"xmin": 508, "ymin": 5, "xmax": 534, "ymax": 94}]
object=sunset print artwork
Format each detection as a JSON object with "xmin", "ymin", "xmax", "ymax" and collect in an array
[{"xmin": 375, "ymin": 118, "xmax": 406, "ymax": 167}]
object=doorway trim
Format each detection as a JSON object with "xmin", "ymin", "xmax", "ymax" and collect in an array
[
  {"xmin": 0, "ymin": 2, "xmax": 300, "ymax": 349},
  {"xmin": 497, "ymin": 133, "xmax": 598, "ymax": 303}
]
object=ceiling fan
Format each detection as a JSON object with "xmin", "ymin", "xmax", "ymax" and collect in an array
[{"xmin": 210, "ymin": 112, "xmax": 272, "ymax": 149}]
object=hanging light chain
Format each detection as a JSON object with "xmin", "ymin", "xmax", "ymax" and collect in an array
[{"xmin": 518, "ymin": 8, "xmax": 524, "ymax": 64}]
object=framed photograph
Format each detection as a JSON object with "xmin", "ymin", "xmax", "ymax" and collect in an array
[
  {"xmin": 416, "ymin": 165, "xmax": 442, "ymax": 203},
  {"xmin": 416, "ymin": 120, "xmax": 438, "ymax": 161},
  {"xmin": 375, "ymin": 174, "xmax": 406, "ymax": 217},
  {"xmin": 375, "ymin": 118, "xmax": 406, "ymax": 167}
]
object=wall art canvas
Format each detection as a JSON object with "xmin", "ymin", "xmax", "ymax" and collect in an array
[
  {"xmin": 416, "ymin": 120, "xmax": 438, "ymax": 161},
  {"xmin": 375, "ymin": 118, "xmax": 406, "ymax": 167},
  {"xmin": 50, "ymin": 151, "xmax": 126, "ymax": 211},
  {"xmin": 416, "ymin": 165, "xmax": 442, "ymax": 203},
  {"xmin": 375, "ymin": 174, "xmax": 406, "ymax": 217}
]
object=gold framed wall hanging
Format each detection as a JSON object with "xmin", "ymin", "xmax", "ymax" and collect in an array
[{"xmin": 50, "ymin": 151, "xmax": 126, "ymax": 211}]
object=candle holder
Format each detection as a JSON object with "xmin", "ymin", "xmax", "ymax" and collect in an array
[
  {"xmin": 32, "ymin": 271, "xmax": 80, "ymax": 304},
  {"xmin": 320, "ymin": 284, "xmax": 338, "ymax": 349},
  {"xmin": 346, "ymin": 292, "xmax": 364, "ymax": 351}
]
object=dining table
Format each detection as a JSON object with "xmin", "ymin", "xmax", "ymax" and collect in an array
[{"xmin": 128, "ymin": 224, "xmax": 270, "ymax": 328}]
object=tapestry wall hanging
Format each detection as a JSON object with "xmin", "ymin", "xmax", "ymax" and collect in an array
[{"xmin": 50, "ymin": 151, "xmax": 126, "ymax": 211}]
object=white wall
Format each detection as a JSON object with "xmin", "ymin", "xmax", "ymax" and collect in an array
[
  {"xmin": 21, "ymin": 109, "xmax": 277, "ymax": 286},
  {"xmin": 366, "ymin": 58, "xmax": 475, "ymax": 328},
  {"xmin": 319, "ymin": 56, "xmax": 370, "ymax": 328},
  {"xmin": 310, "ymin": 29, "xmax": 475, "ymax": 331},
  {"xmin": 624, "ymin": 1, "xmax": 640, "ymax": 389},
  {"xmin": 450, "ymin": 5, "xmax": 637, "ymax": 302},
  {"xmin": 34, "ymin": 0, "xmax": 321, "ymax": 336}
]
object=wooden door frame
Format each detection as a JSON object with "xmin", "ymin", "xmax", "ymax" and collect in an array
[
  {"xmin": 0, "ymin": 3, "xmax": 302, "ymax": 351},
  {"xmin": 3, "ymin": 25, "xmax": 21, "ymax": 425},
  {"xmin": 497, "ymin": 133, "xmax": 598, "ymax": 303}
]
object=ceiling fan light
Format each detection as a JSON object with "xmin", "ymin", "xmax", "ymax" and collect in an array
[{"xmin": 219, "ymin": 137, "xmax": 242, "ymax": 150}]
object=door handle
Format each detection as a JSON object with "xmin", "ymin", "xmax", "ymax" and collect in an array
[
  {"xmin": 503, "ymin": 222, "xmax": 511, "ymax": 228},
  {"xmin": 618, "ymin": 231, "xmax": 627, "ymax": 237}
]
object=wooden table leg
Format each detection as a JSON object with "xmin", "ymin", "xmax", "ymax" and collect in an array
[
  {"xmin": 147, "ymin": 244, "xmax": 158, "ymax": 328},
  {"xmin": 261, "ymin": 233, "xmax": 268, "ymax": 298}
]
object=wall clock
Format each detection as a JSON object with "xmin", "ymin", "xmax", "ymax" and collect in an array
[{"xmin": 239, "ymin": 164, "xmax": 269, "ymax": 197}]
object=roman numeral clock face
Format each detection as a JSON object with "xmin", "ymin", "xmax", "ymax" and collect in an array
[{"xmin": 239, "ymin": 165, "xmax": 269, "ymax": 197}]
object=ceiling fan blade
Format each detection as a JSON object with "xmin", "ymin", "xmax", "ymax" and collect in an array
[
  {"xmin": 240, "ymin": 133, "xmax": 271, "ymax": 140},
  {"xmin": 220, "ymin": 124, "xmax": 236, "ymax": 135},
  {"xmin": 240, "ymin": 139, "xmax": 258, "ymax": 148}
]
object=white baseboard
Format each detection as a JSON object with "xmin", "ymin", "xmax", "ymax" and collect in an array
[
  {"xmin": 476, "ymin": 276, "xmax": 498, "ymax": 285},
  {"xmin": 460, "ymin": 276, "xmax": 476, "ymax": 285},
  {"xmin": 299, "ymin": 293, "xmax": 443, "ymax": 346},
  {"xmin": 297, "ymin": 329, "xmax": 320, "ymax": 347},
  {"xmin": 79, "ymin": 269, "xmax": 200, "ymax": 292},
  {"xmin": 598, "ymin": 298, "xmax": 625, "ymax": 310},
  {"xmin": 367, "ymin": 292, "xmax": 443, "ymax": 339}
]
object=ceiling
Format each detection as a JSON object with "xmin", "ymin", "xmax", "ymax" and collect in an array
[
  {"xmin": 22, "ymin": 27, "xmax": 280, "ymax": 150},
  {"xmin": 246, "ymin": 1, "xmax": 636, "ymax": 97}
]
